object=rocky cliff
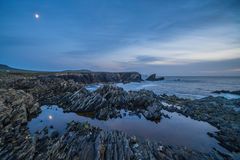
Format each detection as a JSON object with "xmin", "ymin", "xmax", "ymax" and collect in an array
[{"xmin": 43, "ymin": 72, "xmax": 142, "ymax": 83}]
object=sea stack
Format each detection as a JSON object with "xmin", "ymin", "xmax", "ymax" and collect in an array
[{"xmin": 146, "ymin": 74, "xmax": 164, "ymax": 81}]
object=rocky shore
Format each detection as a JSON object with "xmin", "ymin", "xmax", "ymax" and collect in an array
[
  {"xmin": 59, "ymin": 85, "xmax": 240, "ymax": 154},
  {"xmin": 160, "ymin": 95, "xmax": 240, "ymax": 153},
  {"xmin": 60, "ymin": 85, "xmax": 160, "ymax": 120},
  {"xmin": 32, "ymin": 121, "xmax": 217, "ymax": 160},
  {"xmin": 0, "ymin": 71, "xmax": 142, "ymax": 86},
  {"xmin": 0, "ymin": 73, "xmax": 239, "ymax": 159},
  {"xmin": 0, "ymin": 89, "xmax": 224, "ymax": 160},
  {"xmin": 50, "ymin": 72, "xmax": 142, "ymax": 83},
  {"xmin": 212, "ymin": 90, "xmax": 240, "ymax": 96}
]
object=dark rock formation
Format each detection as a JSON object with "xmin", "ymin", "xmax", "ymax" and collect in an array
[
  {"xmin": 0, "ymin": 64, "xmax": 142, "ymax": 83},
  {"xmin": 212, "ymin": 90, "xmax": 240, "ymax": 96},
  {"xmin": 60, "ymin": 85, "xmax": 160, "ymax": 120},
  {"xmin": 146, "ymin": 74, "xmax": 164, "ymax": 81},
  {"xmin": 0, "ymin": 89, "xmax": 39, "ymax": 127},
  {"xmin": 0, "ymin": 77, "xmax": 84, "ymax": 104},
  {"xmin": 41, "ymin": 71, "xmax": 142, "ymax": 83},
  {"xmin": 0, "ymin": 71, "xmax": 143, "ymax": 104},
  {"xmin": 142, "ymin": 104, "xmax": 162, "ymax": 121},
  {"xmin": 0, "ymin": 89, "xmax": 40, "ymax": 159},
  {"xmin": 42, "ymin": 121, "xmax": 215, "ymax": 160}
]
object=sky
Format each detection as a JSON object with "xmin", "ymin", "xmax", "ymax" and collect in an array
[{"xmin": 0, "ymin": 0, "xmax": 240, "ymax": 76}]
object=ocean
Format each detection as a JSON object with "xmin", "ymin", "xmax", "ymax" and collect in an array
[{"xmin": 116, "ymin": 76, "xmax": 240, "ymax": 99}]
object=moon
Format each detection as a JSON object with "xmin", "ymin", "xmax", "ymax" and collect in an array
[{"xmin": 35, "ymin": 13, "xmax": 40, "ymax": 19}]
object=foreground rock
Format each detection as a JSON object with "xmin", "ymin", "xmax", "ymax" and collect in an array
[
  {"xmin": 0, "ymin": 90, "xmax": 222, "ymax": 160},
  {"xmin": 146, "ymin": 74, "xmax": 164, "ymax": 81},
  {"xmin": 60, "ymin": 85, "xmax": 161, "ymax": 120},
  {"xmin": 38, "ymin": 121, "xmax": 217, "ymax": 160},
  {"xmin": 0, "ymin": 89, "xmax": 40, "ymax": 159},
  {"xmin": 0, "ymin": 89, "xmax": 39, "ymax": 127}
]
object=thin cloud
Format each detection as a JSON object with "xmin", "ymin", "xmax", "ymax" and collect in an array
[{"xmin": 0, "ymin": 0, "xmax": 240, "ymax": 75}]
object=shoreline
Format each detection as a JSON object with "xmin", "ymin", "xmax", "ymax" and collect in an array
[{"xmin": 0, "ymin": 72, "xmax": 239, "ymax": 159}]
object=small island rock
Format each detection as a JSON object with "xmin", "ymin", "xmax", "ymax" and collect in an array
[{"xmin": 146, "ymin": 74, "xmax": 164, "ymax": 81}]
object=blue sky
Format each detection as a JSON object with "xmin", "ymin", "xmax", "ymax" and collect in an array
[{"xmin": 0, "ymin": 0, "xmax": 240, "ymax": 75}]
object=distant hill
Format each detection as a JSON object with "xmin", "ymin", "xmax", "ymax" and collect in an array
[
  {"xmin": 0, "ymin": 64, "xmax": 91, "ymax": 73},
  {"xmin": 0, "ymin": 64, "xmax": 17, "ymax": 70},
  {"xmin": 0, "ymin": 64, "xmax": 34, "ymax": 73}
]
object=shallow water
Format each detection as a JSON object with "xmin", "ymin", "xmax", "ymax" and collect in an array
[
  {"xmin": 28, "ymin": 105, "xmax": 229, "ymax": 153},
  {"xmin": 85, "ymin": 84, "xmax": 102, "ymax": 92}
]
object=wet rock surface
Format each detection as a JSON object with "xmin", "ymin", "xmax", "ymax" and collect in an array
[
  {"xmin": 0, "ymin": 89, "xmax": 39, "ymax": 159},
  {"xmin": 0, "ymin": 89, "xmax": 218, "ymax": 160},
  {"xmin": 60, "ymin": 85, "xmax": 240, "ymax": 155},
  {"xmin": 0, "ymin": 73, "xmax": 239, "ymax": 159},
  {"xmin": 60, "ymin": 85, "xmax": 160, "ymax": 120},
  {"xmin": 36, "ymin": 121, "xmax": 217, "ymax": 160}
]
